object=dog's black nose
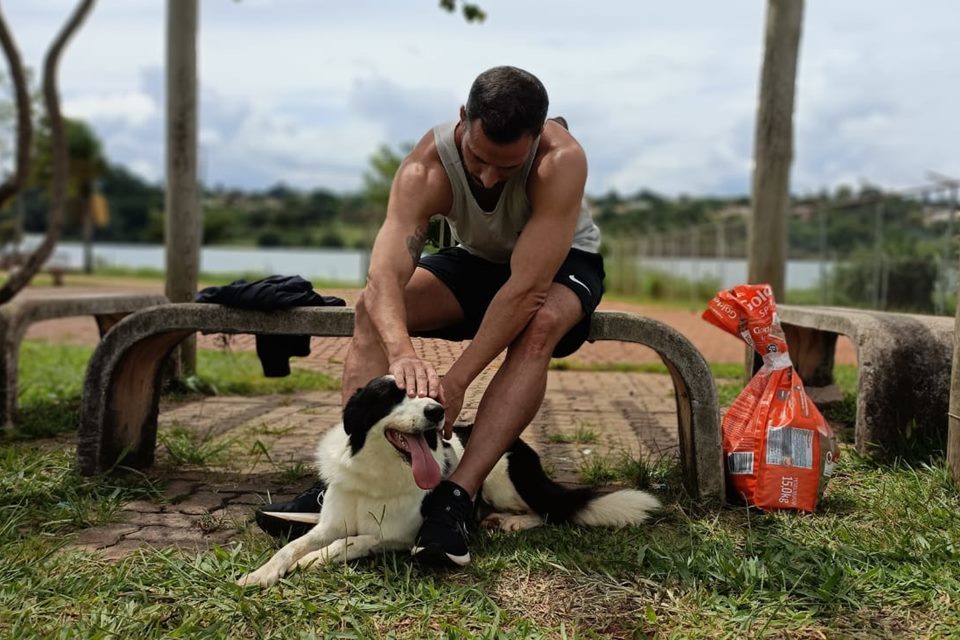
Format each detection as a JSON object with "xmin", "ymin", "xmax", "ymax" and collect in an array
[{"xmin": 424, "ymin": 404, "xmax": 444, "ymax": 424}]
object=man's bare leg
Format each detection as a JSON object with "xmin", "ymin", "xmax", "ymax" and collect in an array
[
  {"xmin": 341, "ymin": 268, "xmax": 464, "ymax": 405},
  {"xmin": 447, "ymin": 283, "xmax": 583, "ymax": 496}
]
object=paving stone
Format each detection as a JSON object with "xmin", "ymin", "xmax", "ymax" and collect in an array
[
  {"xmin": 98, "ymin": 539, "xmax": 149, "ymax": 561},
  {"xmin": 162, "ymin": 480, "xmax": 198, "ymax": 502},
  {"xmin": 122, "ymin": 500, "xmax": 163, "ymax": 514},
  {"xmin": 173, "ymin": 491, "xmax": 225, "ymax": 515},
  {"xmin": 126, "ymin": 525, "xmax": 208, "ymax": 544},
  {"xmin": 121, "ymin": 511, "xmax": 199, "ymax": 528},
  {"xmin": 72, "ymin": 524, "xmax": 141, "ymax": 550},
  {"xmin": 226, "ymin": 492, "xmax": 271, "ymax": 506}
]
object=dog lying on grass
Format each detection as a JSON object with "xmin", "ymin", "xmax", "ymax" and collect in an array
[{"xmin": 237, "ymin": 375, "xmax": 660, "ymax": 587}]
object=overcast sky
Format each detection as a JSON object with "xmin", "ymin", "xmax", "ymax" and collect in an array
[{"xmin": 4, "ymin": 0, "xmax": 958, "ymax": 197}]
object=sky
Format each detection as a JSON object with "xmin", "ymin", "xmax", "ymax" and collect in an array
[{"xmin": 3, "ymin": 0, "xmax": 959, "ymax": 197}]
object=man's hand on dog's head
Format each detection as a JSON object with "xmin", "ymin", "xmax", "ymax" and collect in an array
[{"xmin": 389, "ymin": 355, "xmax": 444, "ymax": 402}]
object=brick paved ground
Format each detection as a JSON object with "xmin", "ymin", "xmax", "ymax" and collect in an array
[{"xmin": 17, "ymin": 282, "xmax": 856, "ymax": 557}]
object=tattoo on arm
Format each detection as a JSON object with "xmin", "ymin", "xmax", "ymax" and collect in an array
[{"xmin": 405, "ymin": 223, "xmax": 429, "ymax": 267}]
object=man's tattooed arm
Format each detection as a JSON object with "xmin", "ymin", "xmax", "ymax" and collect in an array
[{"xmin": 405, "ymin": 223, "xmax": 429, "ymax": 268}]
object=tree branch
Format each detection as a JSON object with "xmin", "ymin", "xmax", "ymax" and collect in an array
[
  {"xmin": 0, "ymin": 4, "xmax": 32, "ymax": 208},
  {"xmin": 0, "ymin": 0, "xmax": 96, "ymax": 304}
]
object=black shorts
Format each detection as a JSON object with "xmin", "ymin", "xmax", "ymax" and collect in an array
[{"xmin": 415, "ymin": 246, "xmax": 605, "ymax": 358}]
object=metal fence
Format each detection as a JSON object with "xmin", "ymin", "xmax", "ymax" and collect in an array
[{"xmin": 604, "ymin": 180, "xmax": 959, "ymax": 315}]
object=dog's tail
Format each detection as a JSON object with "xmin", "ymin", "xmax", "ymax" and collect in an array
[
  {"xmin": 481, "ymin": 429, "xmax": 661, "ymax": 527},
  {"xmin": 572, "ymin": 489, "xmax": 661, "ymax": 527}
]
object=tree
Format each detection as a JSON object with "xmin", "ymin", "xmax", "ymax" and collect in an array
[
  {"xmin": 31, "ymin": 116, "xmax": 108, "ymax": 272},
  {"xmin": 0, "ymin": 0, "xmax": 97, "ymax": 304},
  {"xmin": 362, "ymin": 143, "xmax": 410, "ymax": 214},
  {"xmin": 747, "ymin": 0, "xmax": 804, "ymax": 300},
  {"xmin": 165, "ymin": 0, "xmax": 200, "ymax": 375},
  {"xmin": 438, "ymin": 0, "xmax": 486, "ymax": 23},
  {"xmin": 361, "ymin": 142, "xmax": 446, "ymax": 248}
]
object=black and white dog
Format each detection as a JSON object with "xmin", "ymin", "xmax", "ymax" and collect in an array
[{"xmin": 237, "ymin": 375, "xmax": 660, "ymax": 587}]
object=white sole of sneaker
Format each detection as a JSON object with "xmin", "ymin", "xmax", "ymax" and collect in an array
[
  {"xmin": 259, "ymin": 511, "xmax": 321, "ymax": 524},
  {"xmin": 411, "ymin": 546, "xmax": 471, "ymax": 567}
]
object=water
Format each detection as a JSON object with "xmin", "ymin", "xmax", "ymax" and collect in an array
[
  {"xmin": 638, "ymin": 256, "xmax": 833, "ymax": 290},
  {"xmin": 16, "ymin": 236, "xmax": 836, "ymax": 290},
  {"xmin": 19, "ymin": 235, "xmax": 367, "ymax": 284}
]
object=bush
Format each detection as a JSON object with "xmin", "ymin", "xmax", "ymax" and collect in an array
[
  {"xmin": 256, "ymin": 228, "xmax": 284, "ymax": 247},
  {"xmin": 317, "ymin": 228, "xmax": 346, "ymax": 248},
  {"xmin": 831, "ymin": 253, "xmax": 937, "ymax": 312}
]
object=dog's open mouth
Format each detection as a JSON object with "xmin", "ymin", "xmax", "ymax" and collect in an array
[{"xmin": 384, "ymin": 428, "xmax": 442, "ymax": 490}]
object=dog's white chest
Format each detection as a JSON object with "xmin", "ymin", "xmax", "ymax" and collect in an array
[{"xmin": 320, "ymin": 484, "xmax": 425, "ymax": 542}]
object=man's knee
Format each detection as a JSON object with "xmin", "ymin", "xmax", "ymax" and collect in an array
[{"xmin": 513, "ymin": 303, "xmax": 577, "ymax": 357}]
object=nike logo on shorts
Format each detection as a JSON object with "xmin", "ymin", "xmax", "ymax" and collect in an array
[{"xmin": 568, "ymin": 274, "xmax": 591, "ymax": 295}]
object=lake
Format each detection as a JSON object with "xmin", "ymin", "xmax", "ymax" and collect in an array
[
  {"xmin": 21, "ymin": 236, "xmax": 368, "ymax": 284},
  {"xmin": 20, "ymin": 236, "xmax": 832, "ymax": 290}
]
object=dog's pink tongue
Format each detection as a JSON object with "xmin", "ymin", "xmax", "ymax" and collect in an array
[{"xmin": 407, "ymin": 433, "xmax": 442, "ymax": 490}]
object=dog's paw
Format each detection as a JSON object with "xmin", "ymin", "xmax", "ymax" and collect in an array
[
  {"xmin": 480, "ymin": 512, "xmax": 543, "ymax": 532},
  {"xmin": 236, "ymin": 566, "xmax": 283, "ymax": 588}
]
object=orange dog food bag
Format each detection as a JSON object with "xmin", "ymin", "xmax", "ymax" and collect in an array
[{"xmin": 702, "ymin": 284, "xmax": 839, "ymax": 512}]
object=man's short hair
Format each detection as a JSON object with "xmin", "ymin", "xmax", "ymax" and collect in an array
[{"xmin": 464, "ymin": 66, "xmax": 549, "ymax": 144}]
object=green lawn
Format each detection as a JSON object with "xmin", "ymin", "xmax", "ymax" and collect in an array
[
  {"xmin": 15, "ymin": 340, "xmax": 338, "ymax": 437},
  {"xmin": 2, "ymin": 342, "xmax": 958, "ymax": 638}
]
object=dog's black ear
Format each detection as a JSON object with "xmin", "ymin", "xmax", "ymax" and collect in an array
[{"xmin": 341, "ymin": 376, "xmax": 406, "ymax": 454}]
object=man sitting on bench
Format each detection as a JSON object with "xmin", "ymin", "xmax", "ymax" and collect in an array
[{"xmin": 258, "ymin": 65, "xmax": 605, "ymax": 567}]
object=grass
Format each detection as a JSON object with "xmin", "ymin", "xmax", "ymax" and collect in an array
[
  {"xmin": 2, "ymin": 445, "xmax": 959, "ymax": 637},
  {"xmin": 545, "ymin": 422, "xmax": 598, "ymax": 445},
  {"xmin": 158, "ymin": 424, "xmax": 237, "ymax": 467},
  {"xmin": 4, "ymin": 342, "xmax": 960, "ymax": 637},
  {"xmin": 13, "ymin": 339, "xmax": 338, "ymax": 437}
]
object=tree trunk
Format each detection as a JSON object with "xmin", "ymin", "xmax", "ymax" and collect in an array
[
  {"xmin": 745, "ymin": 0, "xmax": 804, "ymax": 379},
  {"xmin": 165, "ymin": 0, "xmax": 200, "ymax": 376},
  {"xmin": 747, "ymin": 0, "xmax": 804, "ymax": 298},
  {"xmin": 949, "ymin": 187, "xmax": 960, "ymax": 488},
  {"xmin": 82, "ymin": 202, "xmax": 94, "ymax": 273}
]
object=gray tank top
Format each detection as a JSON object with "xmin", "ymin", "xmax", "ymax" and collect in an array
[{"xmin": 432, "ymin": 120, "xmax": 601, "ymax": 264}]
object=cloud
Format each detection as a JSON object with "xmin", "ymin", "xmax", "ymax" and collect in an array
[
  {"xmin": 5, "ymin": 0, "xmax": 957, "ymax": 195},
  {"xmin": 64, "ymin": 91, "xmax": 157, "ymax": 127}
]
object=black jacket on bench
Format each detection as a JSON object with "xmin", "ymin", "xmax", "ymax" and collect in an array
[{"xmin": 195, "ymin": 275, "xmax": 346, "ymax": 377}]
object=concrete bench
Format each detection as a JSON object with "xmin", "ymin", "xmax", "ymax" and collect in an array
[
  {"xmin": 776, "ymin": 305, "xmax": 954, "ymax": 454},
  {"xmin": 1, "ymin": 292, "xmax": 169, "ymax": 428},
  {"xmin": 76, "ymin": 304, "xmax": 724, "ymax": 503}
]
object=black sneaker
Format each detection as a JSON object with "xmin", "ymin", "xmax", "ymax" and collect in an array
[
  {"xmin": 254, "ymin": 481, "xmax": 326, "ymax": 540},
  {"xmin": 411, "ymin": 480, "xmax": 474, "ymax": 567}
]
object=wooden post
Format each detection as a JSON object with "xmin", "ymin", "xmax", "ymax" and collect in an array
[
  {"xmin": 165, "ymin": 0, "xmax": 200, "ymax": 376},
  {"xmin": 745, "ymin": 0, "xmax": 804, "ymax": 379}
]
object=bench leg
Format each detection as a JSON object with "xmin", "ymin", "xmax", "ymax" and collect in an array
[
  {"xmin": 95, "ymin": 312, "xmax": 131, "ymax": 337},
  {"xmin": 855, "ymin": 331, "xmax": 951, "ymax": 455},
  {"xmin": 782, "ymin": 325, "xmax": 837, "ymax": 386},
  {"xmin": 0, "ymin": 339, "xmax": 14, "ymax": 430},
  {"xmin": 663, "ymin": 360, "xmax": 724, "ymax": 503},
  {"xmin": 78, "ymin": 330, "xmax": 191, "ymax": 474}
]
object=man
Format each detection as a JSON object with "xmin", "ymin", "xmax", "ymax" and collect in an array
[{"xmin": 262, "ymin": 65, "xmax": 604, "ymax": 567}]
